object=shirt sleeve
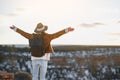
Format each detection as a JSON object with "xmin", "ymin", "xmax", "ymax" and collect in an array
[
  {"xmin": 49, "ymin": 28, "xmax": 69, "ymax": 40},
  {"xmin": 15, "ymin": 28, "xmax": 33, "ymax": 39}
]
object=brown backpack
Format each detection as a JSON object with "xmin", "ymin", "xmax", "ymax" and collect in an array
[{"xmin": 29, "ymin": 33, "xmax": 46, "ymax": 57}]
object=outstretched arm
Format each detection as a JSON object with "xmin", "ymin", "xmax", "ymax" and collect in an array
[
  {"xmin": 50, "ymin": 27, "xmax": 74, "ymax": 39},
  {"xmin": 10, "ymin": 25, "xmax": 33, "ymax": 39}
]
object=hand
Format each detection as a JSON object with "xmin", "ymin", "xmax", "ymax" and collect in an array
[
  {"xmin": 10, "ymin": 25, "xmax": 15, "ymax": 30},
  {"xmin": 68, "ymin": 27, "xmax": 74, "ymax": 32}
]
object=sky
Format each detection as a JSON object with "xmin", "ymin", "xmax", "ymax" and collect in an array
[{"xmin": 0, "ymin": 0, "xmax": 120, "ymax": 45}]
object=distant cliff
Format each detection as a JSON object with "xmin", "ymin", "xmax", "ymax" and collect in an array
[{"xmin": 1, "ymin": 44, "xmax": 120, "ymax": 51}]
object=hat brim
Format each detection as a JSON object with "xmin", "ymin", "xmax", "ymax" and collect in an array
[{"xmin": 34, "ymin": 26, "xmax": 48, "ymax": 33}]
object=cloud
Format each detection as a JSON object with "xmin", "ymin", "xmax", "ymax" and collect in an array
[
  {"xmin": 79, "ymin": 22, "xmax": 105, "ymax": 28},
  {"xmin": 107, "ymin": 33, "xmax": 120, "ymax": 36},
  {"xmin": 0, "ymin": 7, "xmax": 25, "ymax": 17},
  {"xmin": 7, "ymin": 13, "xmax": 18, "ymax": 17},
  {"xmin": 7, "ymin": 8, "xmax": 25, "ymax": 17},
  {"xmin": 80, "ymin": 23, "xmax": 95, "ymax": 28},
  {"xmin": 117, "ymin": 21, "xmax": 120, "ymax": 23},
  {"xmin": 93, "ymin": 22, "xmax": 104, "ymax": 25},
  {"xmin": 16, "ymin": 8, "xmax": 25, "ymax": 12}
]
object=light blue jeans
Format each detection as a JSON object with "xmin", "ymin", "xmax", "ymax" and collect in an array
[{"xmin": 32, "ymin": 59, "xmax": 48, "ymax": 80}]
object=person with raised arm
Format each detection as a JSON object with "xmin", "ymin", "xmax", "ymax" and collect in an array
[{"xmin": 10, "ymin": 22, "xmax": 74, "ymax": 80}]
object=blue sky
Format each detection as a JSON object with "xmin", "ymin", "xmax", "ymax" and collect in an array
[{"xmin": 0, "ymin": 0, "xmax": 120, "ymax": 45}]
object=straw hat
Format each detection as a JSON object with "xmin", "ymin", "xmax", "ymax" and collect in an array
[{"xmin": 34, "ymin": 23, "xmax": 48, "ymax": 33}]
